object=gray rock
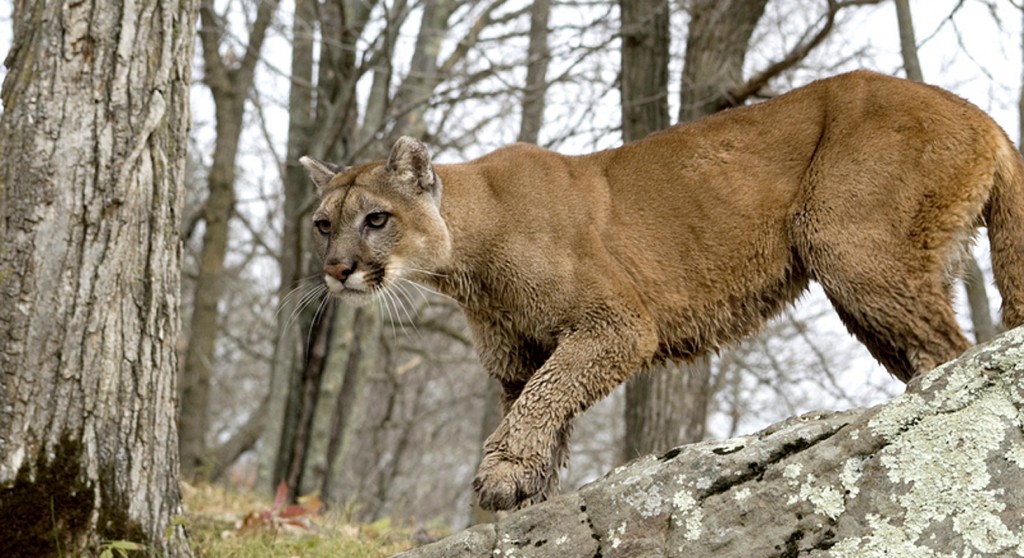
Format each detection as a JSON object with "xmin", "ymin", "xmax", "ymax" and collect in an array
[{"xmin": 395, "ymin": 327, "xmax": 1024, "ymax": 557}]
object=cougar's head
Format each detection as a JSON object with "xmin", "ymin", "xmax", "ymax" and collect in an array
[{"xmin": 300, "ymin": 137, "xmax": 451, "ymax": 305}]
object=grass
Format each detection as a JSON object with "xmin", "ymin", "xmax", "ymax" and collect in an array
[{"xmin": 181, "ymin": 482, "xmax": 424, "ymax": 557}]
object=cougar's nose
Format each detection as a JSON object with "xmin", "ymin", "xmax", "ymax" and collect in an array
[{"xmin": 323, "ymin": 259, "xmax": 355, "ymax": 283}]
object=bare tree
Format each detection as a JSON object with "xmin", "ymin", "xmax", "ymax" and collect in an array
[
  {"xmin": 179, "ymin": 0, "xmax": 282, "ymax": 479},
  {"xmin": 0, "ymin": 0, "xmax": 198, "ymax": 553}
]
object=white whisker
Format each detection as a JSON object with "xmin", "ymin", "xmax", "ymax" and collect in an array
[
  {"xmin": 377, "ymin": 287, "xmax": 400, "ymax": 344},
  {"xmin": 283, "ymin": 282, "xmax": 327, "ymax": 333},
  {"xmin": 394, "ymin": 264, "xmax": 448, "ymax": 279},
  {"xmin": 389, "ymin": 283, "xmax": 422, "ymax": 338},
  {"xmin": 274, "ymin": 277, "xmax": 321, "ymax": 321},
  {"xmin": 304, "ymin": 291, "xmax": 330, "ymax": 353},
  {"xmin": 402, "ymin": 278, "xmax": 454, "ymax": 303},
  {"xmin": 396, "ymin": 278, "xmax": 432, "ymax": 308}
]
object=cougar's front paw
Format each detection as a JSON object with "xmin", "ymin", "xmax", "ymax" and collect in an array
[{"xmin": 473, "ymin": 453, "xmax": 550, "ymax": 511}]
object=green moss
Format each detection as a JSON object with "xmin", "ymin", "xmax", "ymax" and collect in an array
[{"xmin": 0, "ymin": 435, "xmax": 96, "ymax": 556}]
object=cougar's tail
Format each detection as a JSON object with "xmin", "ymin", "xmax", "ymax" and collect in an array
[{"xmin": 987, "ymin": 138, "xmax": 1024, "ymax": 329}]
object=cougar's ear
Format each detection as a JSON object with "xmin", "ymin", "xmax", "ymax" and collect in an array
[
  {"xmin": 386, "ymin": 136, "xmax": 439, "ymax": 199},
  {"xmin": 299, "ymin": 156, "xmax": 345, "ymax": 194}
]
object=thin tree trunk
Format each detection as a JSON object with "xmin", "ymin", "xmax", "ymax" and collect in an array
[
  {"xmin": 209, "ymin": 396, "xmax": 271, "ymax": 481},
  {"xmin": 0, "ymin": 0, "xmax": 198, "ymax": 553},
  {"xmin": 270, "ymin": 0, "xmax": 393, "ymax": 502},
  {"xmin": 620, "ymin": 0, "xmax": 670, "ymax": 142},
  {"xmin": 281, "ymin": 299, "xmax": 336, "ymax": 499},
  {"xmin": 179, "ymin": 0, "xmax": 281, "ymax": 478},
  {"xmin": 321, "ymin": 308, "xmax": 373, "ymax": 502},
  {"xmin": 258, "ymin": 0, "xmax": 318, "ymax": 492},
  {"xmin": 623, "ymin": 358, "xmax": 712, "ymax": 458},
  {"xmin": 518, "ymin": 0, "xmax": 551, "ymax": 144},
  {"xmin": 387, "ymin": 0, "xmax": 457, "ymax": 142},
  {"xmin": 894, "ymin": 0, "xmax": 923, "ymax": 82},
  {"xmin": 470, "ymin": 378, "xmax": 505, "ymax": 525},
  {"xmin": 965, "ymin": 258, "xmax": 997, "ymax": 342},
  {"xmin": 620, "ymin": 0, "xmax": 769, "ymax": 461}
]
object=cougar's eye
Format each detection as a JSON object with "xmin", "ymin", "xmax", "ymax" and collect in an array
[
  {"xmin": 314, "ymin": 218, "xmax": 331, "ymax": 235},
  {"xmin": 365, "ymin": 212, "xmax": 389, "ymax": 229}
]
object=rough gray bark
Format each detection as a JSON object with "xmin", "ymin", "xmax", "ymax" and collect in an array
[
  {"xmin": 679, "ymin": 0, "xmax": 767, "ymax": 121},
  {"xmin": 619, "ymin": 0, "xmax": 670, "ymax": 141},
  {"xmin": 0, "ymin": 0, "xmax": 198, "ymax": 553},
  {"xmin": 396, "ymin": 326, "xmax": 1024, "ymax": 558}
]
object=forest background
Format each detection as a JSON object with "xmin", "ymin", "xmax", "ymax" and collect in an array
[{"xmin": 1, "ymin": 0, "xmax": 1021, "ymax": 536}]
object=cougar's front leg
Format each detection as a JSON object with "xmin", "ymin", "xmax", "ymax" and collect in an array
[{"xmin": 474, "ymin": 309, "xmax": 658, "ymax": 511}]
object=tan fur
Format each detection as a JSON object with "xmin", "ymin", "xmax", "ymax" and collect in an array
[{"xmin": 301, "ymin": 71, "xmax": 1024, "ymax": 511}]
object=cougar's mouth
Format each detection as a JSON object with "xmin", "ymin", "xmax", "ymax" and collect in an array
[{"xmin": 323, "ymin": 262, "xmax": 388, "ymax": 305}]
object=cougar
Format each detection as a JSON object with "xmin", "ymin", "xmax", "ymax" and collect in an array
[{"xmin": 300, "ymin": 71, "xmax": 1024, "ymax": 511}]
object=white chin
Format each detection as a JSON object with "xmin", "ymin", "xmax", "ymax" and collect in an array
[
  {"xmin": 324, "ymin": 276, "xmax": 376, "ymax": 305},
  {"xmin": 333, "ymin": 290, "xmax": 376, "ymax": 306}
]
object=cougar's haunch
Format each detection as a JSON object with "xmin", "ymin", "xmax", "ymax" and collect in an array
[{"xmin": 301, "ymin": 71, "xmax": 1024, "ymax": 511}]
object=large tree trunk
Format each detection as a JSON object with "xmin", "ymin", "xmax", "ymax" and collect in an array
[
  {"xmin": 679, "ymin": 0, "xmax": 767, "ymax": 122},
  {"xmin": 0, "ymin": 0, "xmax": 198, "ymax": 554}
]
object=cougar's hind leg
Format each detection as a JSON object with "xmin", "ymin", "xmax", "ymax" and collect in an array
[
  {"xmin": 807, "ymin": 248, "xmax": 970, "ymax": 383},
  {"xmin": 793, "ymin": 139, "xmax": 983, "ymax": 382}
]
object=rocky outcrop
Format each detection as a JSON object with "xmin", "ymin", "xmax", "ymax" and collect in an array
[{"xmin": 395, "ymin": 327, "xmax": 1024, "ymax": 557}]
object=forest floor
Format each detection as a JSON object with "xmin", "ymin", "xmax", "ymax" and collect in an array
[{"xmin": 181, "ymin": 482, "xmax": 438, "ymax": 557}]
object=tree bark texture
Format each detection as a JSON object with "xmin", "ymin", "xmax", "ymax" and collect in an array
[
  {"xmin": 619, "ymin": 0, "xmax": 670, "ymax": 143},
  {"xmin": 0, "ymin": 0, "xmax": 198, "ymax": 554},
  {"xmin": 679, "ymin": 0, "xmax": 767, "ymax": 122}
]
